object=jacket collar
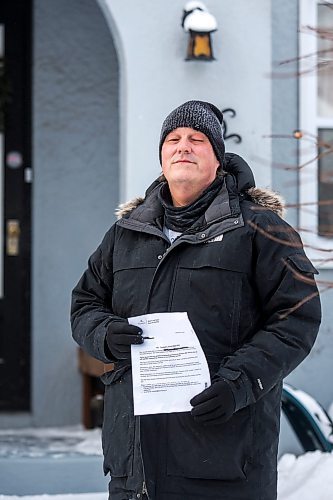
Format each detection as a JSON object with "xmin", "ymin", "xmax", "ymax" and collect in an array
[
  {"xmin": 117, "ymin": 175, "xmax": 238, "ymax": 227},
  {"xmin": 116, "ymin": 178, "xmax": 285, "ymax": 222}
]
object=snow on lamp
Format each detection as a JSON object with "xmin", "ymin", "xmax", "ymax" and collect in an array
[{"xmin": 182, "ymin": 1, "xmax": 218, "ymax": 61}]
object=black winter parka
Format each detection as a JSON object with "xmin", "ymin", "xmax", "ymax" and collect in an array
[{"xmin": 71, "ymin": 161, "xmax": 321, "ymax": 500}]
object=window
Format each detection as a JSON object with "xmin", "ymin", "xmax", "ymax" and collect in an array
[
  {"xmin": 299, "ymin": 0, "xmax": 333, "ymax": 267},
  {"xmin": 318, "ymin": 129, "xmax": 333, "ymax": 237}
]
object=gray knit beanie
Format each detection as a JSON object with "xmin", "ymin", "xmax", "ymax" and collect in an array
[{"xmin": 159, "ymin": 100, "xmax": 225, "ymax": 167}]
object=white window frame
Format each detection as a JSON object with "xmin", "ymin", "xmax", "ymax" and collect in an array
[{"xmin": 299, "ymin": 0, "xmax": 333, "ymax": 268}]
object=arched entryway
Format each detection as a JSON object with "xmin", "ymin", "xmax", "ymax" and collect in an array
[{"xmin": 0, "ymin": 0, "xmax": 121, "ymax": 426}]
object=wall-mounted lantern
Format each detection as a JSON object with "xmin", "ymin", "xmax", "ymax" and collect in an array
[{"xmin": 182, "ymin": 1, "xmax": 218, "ymax": 61}]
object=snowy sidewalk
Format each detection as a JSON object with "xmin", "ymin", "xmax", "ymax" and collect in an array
[
  {"xmin": 0, "ymin": 426, "xmax": 332, "ymax": 500},
  {"xmin": 2, "ymin": 450, "xmax": 333, "ymax": 500},
  {"xmin": 0, "ymin": 427, "xmax": 108, "ymax": 497},
  {"xmin": 1, "ymin": 451, "xmax": 333, "ymax": 499}
]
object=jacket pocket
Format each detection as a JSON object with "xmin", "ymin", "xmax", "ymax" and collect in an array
[
  {"xmin": 101, "ymin": 367, "xmax": 135, "ymax": 477},
  {"xmin": 166, "ymin": 405, "xmax": 254, "ymax": 481},
  {"xmin": 286, "ymin": 253, "xmax": 319, "ymax": 275},
  {"xmin": 174, "ymin": 260, "xmax": 244, "ymax": 351},
  {"xmin": 112, "ymin": 256, "xmax": 156, "ymax": 318}
]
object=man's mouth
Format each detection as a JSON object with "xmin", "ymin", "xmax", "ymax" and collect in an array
[{"xmin": 173, "ymin": 160, "xmax": 194, "ymax": 164}]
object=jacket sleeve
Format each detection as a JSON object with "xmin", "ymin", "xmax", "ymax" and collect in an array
[
  {"xmin": 71, "ymin": 225, "xmax": 122, "ymax": 363},
  {"xmin": 215, "ymin": 210, "xmax": 322, "ymax": 411}
]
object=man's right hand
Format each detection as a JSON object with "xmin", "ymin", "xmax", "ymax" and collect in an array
[{"xmin": 106, "ymin": 320, "xmax": 143, "ymax": 361}]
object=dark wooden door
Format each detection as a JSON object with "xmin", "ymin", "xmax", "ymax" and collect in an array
[{"xmin": 0, "ymin": 0, "xmax": 32, "ymax": 410}]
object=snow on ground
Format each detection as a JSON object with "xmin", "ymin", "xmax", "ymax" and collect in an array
[
  {"xmin": 0, "ymin": 426, "xmax": 103, "ymax": 458},
  {"xmin": 277, "ymin": 451, "xmax": 333, "ymax": 500},
  {"xmin": 0, "ymin": 495, "xmax": 106, "ymax": 500},
  {"xmin": 0, "ymin": 450, "xmax": 333, "ymax": 499}
]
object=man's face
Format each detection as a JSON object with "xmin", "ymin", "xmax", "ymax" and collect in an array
[{"xmin": 161, "ymin": 127, "xmax": 220, "ymax": 200}]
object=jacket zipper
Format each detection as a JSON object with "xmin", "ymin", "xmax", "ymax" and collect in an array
[
  {"xmin": 142, "ymin": 480, "xmax": 148, "ymax": 496},
  {"xmin": 138, "ymin": 416, "xmax": 150, "ymax": 499},
  {"xmin": 129, "ymin": 212, "xmax": 242, "ymax": 495}
]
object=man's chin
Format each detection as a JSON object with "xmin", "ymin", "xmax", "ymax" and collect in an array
[{"xmin": 170, "ymin": 176, "xmax": 196, "ymax": 185}]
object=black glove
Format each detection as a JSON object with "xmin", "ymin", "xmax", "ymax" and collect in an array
[
  {"xmin": 106, "ymin": 320, "xmax": 143, "ymax": 361},
  {"xmin": 190, "ymin": 380, "xmax": 236, "ymax": 425}
]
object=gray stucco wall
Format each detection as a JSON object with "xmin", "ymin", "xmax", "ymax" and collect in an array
[
  {"xmin": 27, "ymin": 0, "xmax": 118, "ymax": 426},
  {"xmin": 271, "ymin": 0, "xmax": 299, "ymax": 229},
  {"xmin": 98, "ymin": 0, "xmax": 273, "ymax": 200}
]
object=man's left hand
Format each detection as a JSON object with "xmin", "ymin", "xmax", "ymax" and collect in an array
[{"xmin": 190, "ymin": 380, "xmax": 236, "ymax": 425}]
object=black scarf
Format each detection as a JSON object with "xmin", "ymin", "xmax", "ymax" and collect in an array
[{"xmin": 158, "ymin": 177, "xmax": 223, "ymax": 232}]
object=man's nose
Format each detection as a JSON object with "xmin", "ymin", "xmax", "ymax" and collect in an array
[{"xmin": 177, "ymin": 139, "xmax": 191, "ymax": 153}]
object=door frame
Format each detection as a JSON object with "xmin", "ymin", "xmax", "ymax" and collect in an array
[{"xmin": 0, "ymin": 0, "xmax": 32, "ymax": 411}]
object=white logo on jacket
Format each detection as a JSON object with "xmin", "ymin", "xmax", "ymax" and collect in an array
[{"xmin": 205, "ymin": 234, "xmax": 224, "ymax": 244}]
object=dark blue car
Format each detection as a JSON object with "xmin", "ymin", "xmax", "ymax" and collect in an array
[{"xmin": 281, "ymin": 383, "xmax": 333, "ymax": 453}]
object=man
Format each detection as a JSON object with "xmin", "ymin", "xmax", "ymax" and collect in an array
[{"xmin": 71, "ymin": 100, "xmax": 321, "ymax": 500}]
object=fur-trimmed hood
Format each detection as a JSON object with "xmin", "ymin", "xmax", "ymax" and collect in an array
[
  {"xmin": 115, "ymin": 186, "xmax": 285, "ymax": 220},
  {"xmin": 115, "ymin": 196, "xmax": 145, "ymax": 220},
  {"xmin": 246, "ymin": 187, "xmax": 285, "ymax": 218}
]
